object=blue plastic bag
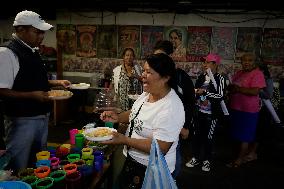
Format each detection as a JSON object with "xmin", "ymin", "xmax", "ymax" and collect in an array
[{"xmin": 141, "ymin": 138, "xmax": 178, "ymax": 189}]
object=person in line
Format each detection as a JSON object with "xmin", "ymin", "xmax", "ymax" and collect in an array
[
  {"xmin": 226, "ymin": 52, "xmax": 266, "ymax": 168},
  {"xmin": 112, "ymin": 47, "xmax": 143, "ymax": 111},
  {"xmin": 110, "ymin": 47, "xmax": 143, "ymax": 188},
  {"xmin": 153, "ymin": 40, "xmax": 196, "ymax": 177},
  {"xmin": 185, "ymin": 53, "xmax": 226, "ymax": 172},
  {"xmin": 100, "ymin": 53, "xmax": 185, "ymax": 188},
  {"xmin": 242, "ymin": 63, "xmax": 274, "ymax": 163},
  {"xmin": 169, "ymin": 29, "xmax": 187, "ymax": 62},
  {"xmin": 0, "ymin": 10, "xmax": 71, "ymax": 172}
]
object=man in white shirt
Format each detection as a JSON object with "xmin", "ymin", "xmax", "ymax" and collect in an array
[{"xmin": 0, "ymin": 10, "xmax": 70, "ymax": 171}]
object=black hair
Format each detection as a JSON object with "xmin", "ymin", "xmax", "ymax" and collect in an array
[
  {"xmin": 145, "ymin": 53, "xmax": 176, "ymax": 88},
  {"xmin": 258, "ymin": 63, "xmax": 271, "ymax": 78},
  {"xmin": 153, "ymin": 40, "xmax": 174, "ymax": 55},
  {"xmin": 122, "ymin": 47, "xmax": 135, "ymax": 58}
]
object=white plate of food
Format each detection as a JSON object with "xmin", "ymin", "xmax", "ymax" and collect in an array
[
  {"xmin": 48, "ymin": 90, "xmax": 73, "ymax": 100},
  {"xmin": 83, "ymin": 127, "xmax": 117, "ymax": 142},
  {"xmin": 70, "ymin": 83, "xmax": 90, "ymax": 90}
]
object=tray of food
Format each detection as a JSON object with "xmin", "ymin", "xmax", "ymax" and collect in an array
[
  {"xmin": 48, "ymin": 90, "xmax": 73, "ymax": 100},
  {"xmin": 83, "ymin": 127, "xmax": 117, "ymax": 142},
  {"xmin": 70, "ymin": 83, "xmax": 90, "ymax": 90}
]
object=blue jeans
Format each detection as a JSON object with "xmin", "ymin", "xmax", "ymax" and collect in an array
[
  {"xmin": 4, "ymin": 114, "xmax": 49, "ymax": 171},
  {"xmin": 172, "ymin": 140, "xmax": 181, "ymax": 178}
]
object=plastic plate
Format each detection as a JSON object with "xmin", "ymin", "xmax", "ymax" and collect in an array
[{"xmin": 83, "ymin": 127, "xmax": 117, "ymax": 142}]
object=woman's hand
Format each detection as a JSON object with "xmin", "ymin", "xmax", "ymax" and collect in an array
[
  {"xmin": 100, "ymin": 131, "xmax": 127, "ymax": 145},
  {"xmin": 100, "ymin": 111, "xmax": 119, "ymax": 123}
]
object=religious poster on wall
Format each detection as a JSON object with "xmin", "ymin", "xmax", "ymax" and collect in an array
[
  {"xmin": 211, "ymin": 27, "xmax": 237, "ymax": 60},
  {"xmin": 261, "ymin": 28, "xmax": 284, "ymax": 65},
  {"xmin": 76, "ymin": 25, "xmax": 97, "ymax": 58},
  {"xmin": 186, "ymin": 26, "xmax": 212, "ymax": 62},
  {"xmin": 164, "ymin": 26, "xmax": 188, "ymax": 62},
  {"xmin": 141, "ymin": 26, "xmax": 164, "ymax": 58},
  {"xmin": 97, "ymin": 25, "xmax": 118, "ymax": 58},
  {"xmin": 118, "ymin": 25, "xmax": 140, "ymax": 58},
  {"xmin": 235, "ymin": 27, "xmax": 262, "ymax": 63},
  {"xmin": 57, "ymin": 24, "xmax": 76, "ymax": 55}
]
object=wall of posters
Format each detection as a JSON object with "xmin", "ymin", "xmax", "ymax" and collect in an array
[
  {"xmin": 235, "ymin": 27, "xmax": 262, "ymax": 63},
  {"xmin": 56, "ymin": 24, "xmax": 284, "ymax": 81},
  {"xmin": 97, "ymin": 25, "xmax": 117, "ymax": 58},
  {"xmin": 187, "ymin": 26, "xmax": 212, "ymax": 62},
  {"xmin": 57, "ymin": 24, "xmax": 76, "ymax": 55},
  {"xmin": 164, "ymin": 26, "xmax": 188, "ymax": 62},
  {"xmin": 211, "ymin": 27, "xmax": 237, "ymax": 60},
  {"xmin": 118, "ymin": 25, "xmax": 140, "ymax": 58},
  {"xmin": 261, "ymin": 28, "xmax": 284, "ymax": 65},
  {"xmin": 141, "ymin": 26, "xmax": 164, "ymax": 58},
  {"xmin": 76, "ymin": 25, "xmax": 97, "ymax": 57}
]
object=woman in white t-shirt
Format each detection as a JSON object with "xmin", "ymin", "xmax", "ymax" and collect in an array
[{"xmin": 100, "ymin": 53, "xmax": 185, "ymax": 188}]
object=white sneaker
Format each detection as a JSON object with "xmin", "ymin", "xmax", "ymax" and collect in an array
[
  {"xmin": 185, "ymin": 157, "xmax": 199, "ymax": 168},
  {"xmin": 202, "ymin": 160, "xmax": 210, "ymax": 172}
]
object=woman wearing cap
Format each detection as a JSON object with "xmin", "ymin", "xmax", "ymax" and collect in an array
[
  {"xmin": 185, "ymin": 53, "xmax": 226, "ymax": 172},
  {"xmin": 226, "ymin": 53, "xmax": 266, "ymax": 168}
]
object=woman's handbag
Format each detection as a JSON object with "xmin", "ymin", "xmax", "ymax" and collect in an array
[{"xmin": 141, "ymin": 138, "xmax": 178, "ymax": 189}]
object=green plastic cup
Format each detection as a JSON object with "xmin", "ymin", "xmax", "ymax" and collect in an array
[
  {"xmin": 22, "ymin": 175, "xmax": 38, "ymax": 188},
  {"xmin": 75, "ymin": 134, "xmax": 84, "ymax": 149},
  {"xmin": 105, "ymin": 122, "xmax": 114, "ymax": 128}
]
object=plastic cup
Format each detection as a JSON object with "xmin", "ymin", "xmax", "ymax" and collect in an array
[
  {"xmin": 49, "ymin": 170, "xmax": 66, "ymax": 189},
  {"xmin": 105, "ymin": 122, "xmax": 114, "ymax": 128},
  {"xmin": 22, "ymin": 175, "xmax": 38, "ymax": 188},
  {"xmin": 69, "ymin": 129, "xmax": 79, "ymax": 145},
  {"xmin": 35, "ymin": 177, "xmax": 54, "ymax": 189},
  {"xmin": 75, "ymin": 134, "xmax": 84, "ymax": 149},
  {"xmin": 93, "ymin": 150, "xmax": 104, "ymax": 172}
]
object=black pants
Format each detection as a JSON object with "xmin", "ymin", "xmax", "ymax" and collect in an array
[
  {"xmin": 192, "ymin": 112, "xmax": 218, "ymax": 161},
  {"xmin": 118, "ymin": 156, "xmax": 147, "ymax": 189}
]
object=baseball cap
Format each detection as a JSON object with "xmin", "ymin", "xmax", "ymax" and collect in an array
[
  {"xmin": 13, "ymin": 10, "xmax": 53, "ymax": 31},
  {"xmin": 203, "ymin": 53, "xmax": 221, "ymax": 64}
]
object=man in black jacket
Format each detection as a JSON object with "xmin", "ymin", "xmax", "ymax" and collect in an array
[
  {"xmin": 154, "ymin": 40, "xmax": 196, "ymax": 177},
  {"xmin": 0, "ymin": 10, "xmax": 71, "ymax": 172}
]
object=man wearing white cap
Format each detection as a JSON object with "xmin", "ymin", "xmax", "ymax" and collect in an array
[{"xmin": 0, "ymin": 10, "xmax": 71, "ymax": 171}]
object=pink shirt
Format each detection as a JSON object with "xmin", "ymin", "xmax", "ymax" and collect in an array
[{"xmin": 229, "ymin": 68, "xmax": 266, "ymax": 113}]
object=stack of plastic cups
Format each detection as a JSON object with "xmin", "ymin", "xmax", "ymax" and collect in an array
[
  {"xmin": 75, "ymin": 134, "xmax": 85, "ymax": 149},
  {"xmin": 79, "ymin": 164, "xmax": 93, "ymax": 188},
  {"xmin": 49, "ymin": 157, "xmax": 60, "ymax": 171},
  {"xmin": 65, "ymin": 171, "xmax": 82, "ymax": 189},
  {"xmin": 35, "ymin": 177, "xmax": 54, "ymax": 189},
  {"xmin": 34, "ymin": 166, "xmax": 50, "ymax": 179},
  {"xmin": 81, "ymin": 154, "xmax": 94, "ymax": 166},
  {"xmin": 81, "ymin": 148, "xmax": 93, "ymax": 156},
  {"xmin": 93, "ymin": 150, "xmax": 104, "ymax": 173},
  {"xmin": 63, "ymin": 164, "xmax": 77, "ymax": 175},
  {"xmin": 69, "ymin": 129, "xmax": 79, "ymax": 145},
  {"xmin": 36, "ymin": 160, "xmax": 51, "ymax": 168},
  {"xmin": 49, "ymin": 170, "xmax": 66, "ymax": 189},
  {"xmin": 36, "ymin": 151, "xmax": 50, "ymax": 161},
  {"xmin": 58, "ymin": 160, "xmax": 70, "ymax": 170},
  {"xmin": 22, "ymin": 175, "xmax": 38, "ymax": 189},
  {"xmin": 18, "ymin": 168, "xmax": 35, "ymax": 179},
  {"xmin": 67, "ymin": 154, "xmax": 81, "ymax": 163}
]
